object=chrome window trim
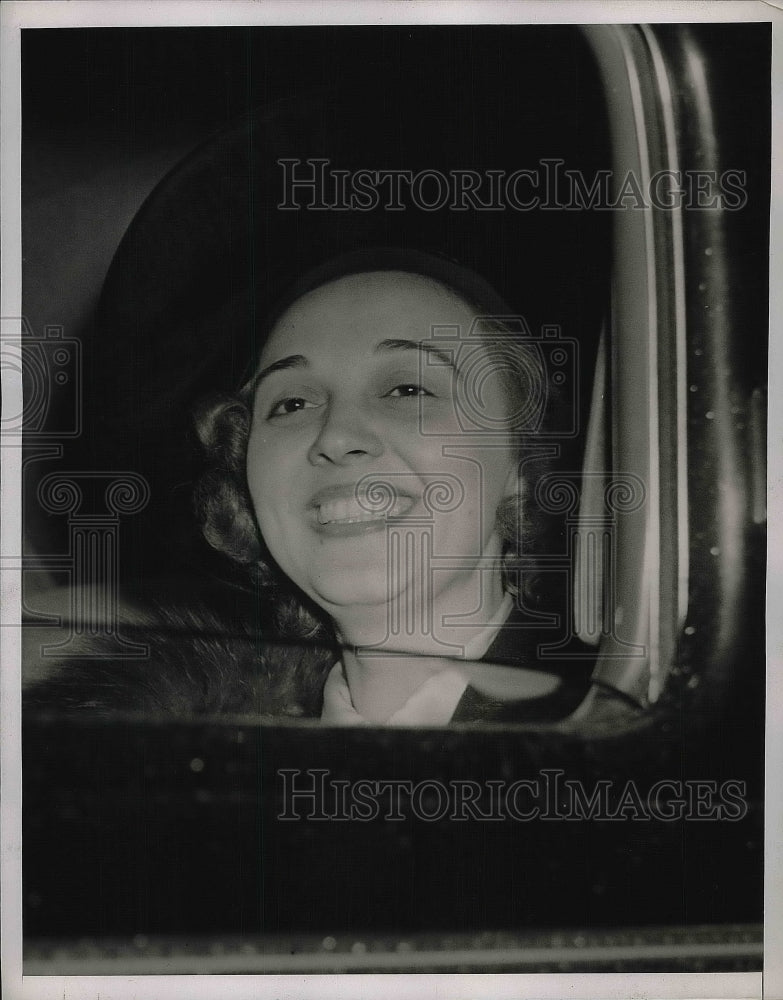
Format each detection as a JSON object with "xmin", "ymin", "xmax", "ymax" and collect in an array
[{"xmin": 579, "ymin": 24, "xmax": 691, "ymax": 708}]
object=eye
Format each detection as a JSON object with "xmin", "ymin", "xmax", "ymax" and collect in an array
[
  {"xmin": 385, "ymin": 384, "xmax": 435, "ymax": 399},
  {"xmin": 268, "ymin": 396, "xmax": 318, "ymax": 418}
]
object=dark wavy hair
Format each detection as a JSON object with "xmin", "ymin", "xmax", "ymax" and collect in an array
[{"xmin": 193, "ymin": 250, "xmax": 555, "ymax": 645}]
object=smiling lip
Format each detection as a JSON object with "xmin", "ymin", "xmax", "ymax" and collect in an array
[{"xmin": 308, "ymin": 483, "xmax": 417, "ymax": 536}]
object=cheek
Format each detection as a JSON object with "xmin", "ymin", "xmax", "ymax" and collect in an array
[
  {"xmin": 421, "ymin": 447, "xmax": 516, "ymax": 554},
  {"xmin": 487, "ymin": 448, "xmax": 519, "ymax": 504},
  {"xmin": 466, "ymin": 449, "xmax": 518, "ymax": 536},
  {"xmin": 454, "ymin": 445, "xmax": 517, "ymax": 499},
  {"xmin": 245, "ymin": 429, "xmax": 293, "ymax": 533}
]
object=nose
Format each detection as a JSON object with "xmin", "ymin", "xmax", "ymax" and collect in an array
[{"xmin": 307, "ymin": 398, "xmax": 384, "ymax": 466}]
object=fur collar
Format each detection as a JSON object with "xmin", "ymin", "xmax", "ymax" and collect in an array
[{"xmin": 23, "ymin": 603, "xmax": 336, "ymax": 719}]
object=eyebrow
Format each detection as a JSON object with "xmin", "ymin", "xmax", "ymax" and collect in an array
[
  {"xmin": 251, "ymin": 339, "xmax": 457, "ymax": 391},
  {"xmin": 375, "ymin": 338, "xmax": 457, "ymax": 369},
  {"xmin": 251, "ymin": 354, "xmax": 308, "ymax": 389}
]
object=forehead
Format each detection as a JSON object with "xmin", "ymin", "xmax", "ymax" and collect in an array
[{"xmin": 262, "ymin": 270, "xmax": 476, "ymax": 358}]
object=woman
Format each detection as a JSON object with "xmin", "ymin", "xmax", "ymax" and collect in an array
[
  {"xmin": 193, "ymin": 248, "xmax": 590, "ymax": 725},
  {"xmin": 23, "ymin": 247, "xmax": 590, "ymax": 723}
]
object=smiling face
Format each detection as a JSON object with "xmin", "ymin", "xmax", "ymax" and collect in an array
[{"xmin": 245, "ymin": 270, "xmax": 520, "ymax": 631}]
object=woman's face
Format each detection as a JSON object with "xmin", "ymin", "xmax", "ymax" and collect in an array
[{"xmin": 246, "ymin": 270, "xmax": 519, "ymax": 619}]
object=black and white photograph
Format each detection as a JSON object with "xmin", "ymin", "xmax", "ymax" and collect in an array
[{"xmin": 1, "ymin": 2, "xmax": 778, "ymax": 998}]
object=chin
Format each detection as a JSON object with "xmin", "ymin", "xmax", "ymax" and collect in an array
[{"xmin": 307, "ymin": 565, "xmax": 414, "ymax": 614}]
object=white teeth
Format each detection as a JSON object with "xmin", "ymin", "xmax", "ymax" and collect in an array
[
  {"xmin": 317, "ymin": 497, "xmax": 377, "ymax": 525},
  {"xmin": 317, "ymin": 495, "xmax": 415, "ymax": 525}
]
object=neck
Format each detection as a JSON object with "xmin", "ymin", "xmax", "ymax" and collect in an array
[{"xmin": 334, "ymin": 564, "xmax": 508, "ymax": 723}]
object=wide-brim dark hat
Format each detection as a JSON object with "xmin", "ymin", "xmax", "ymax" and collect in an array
[{"xmin": 86, "ymin": 48, "xmax": 608, "ymax": 579}]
